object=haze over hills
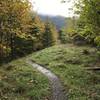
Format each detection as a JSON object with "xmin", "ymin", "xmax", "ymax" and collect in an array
[{"xmin": 39, "ymin": 14, "xmax": 66, "ymax": 30}]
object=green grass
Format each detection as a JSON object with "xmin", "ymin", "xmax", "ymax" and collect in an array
[
  {"xmin": 31, "ymin": 44, "xmax": 100, "ymax": 100},
  {"xmin": 0, "ymin": 58, "xmax": 50, "ymax": 100}
]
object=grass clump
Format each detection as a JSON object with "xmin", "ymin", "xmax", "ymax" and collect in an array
[{"xmin": 0, "ymin": 58, "xmax": 50, "ymax": 100}]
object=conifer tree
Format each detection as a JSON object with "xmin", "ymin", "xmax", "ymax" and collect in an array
[{"xmin": 42, "ymin": 20, "xmax": 58, "ymax": 47}]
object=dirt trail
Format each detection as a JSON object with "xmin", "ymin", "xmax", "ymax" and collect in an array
[{"xmin": 27, "ymin": 60, "xmax": 67, "ymax": 100}]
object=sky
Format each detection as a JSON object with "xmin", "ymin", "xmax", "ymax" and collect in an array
[{"xmin": 29, "ymin": 0, "xmax": 75, "ymax": 17}]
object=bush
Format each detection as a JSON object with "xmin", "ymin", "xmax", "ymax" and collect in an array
[
  {"xmin": 59, "ymin": 30, "xmax": 71, "ymax": 44},
  {"xmin": 94, "ymin": 36, "xmax": 100, "ymax": 48},
  {"xmin": 72, "ymin": 34, "xmax": 87, "ymax": 45}
]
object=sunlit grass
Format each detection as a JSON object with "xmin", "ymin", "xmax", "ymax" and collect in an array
[
  {"xmin": 0, "ymin": 58, "xmax": 50, "ymax": 100},
  {"xmin": 32, "ymin": 44, "xmax": 100, "ymax": 100}
]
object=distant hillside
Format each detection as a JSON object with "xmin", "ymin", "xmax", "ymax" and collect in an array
[{"xmin": 39, "ymin": 14, "xmax": 66, "ymax": 30}]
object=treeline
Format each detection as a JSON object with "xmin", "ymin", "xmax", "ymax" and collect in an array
[
  {"xmin": 74, "ymin": 0, "xmax": 100, "ymax": 47},
  {"xmin": 0, "ymin": 0, "xmax": 58, "ymax": 64},
  {"xmin": 59, "ymin": 0, "xmax": 100, "ymax": 47},
  {"xmin": 59, "ymin": 17, "xmax": 77, "ymax": 44}
]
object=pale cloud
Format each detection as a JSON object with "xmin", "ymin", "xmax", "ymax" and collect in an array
[{"xmin": 29, "ymin": 0, "xmax": 75, "ymax": 17}]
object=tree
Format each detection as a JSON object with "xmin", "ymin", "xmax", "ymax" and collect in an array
[
  {"xmin": 0, "ymin": 0, "xmax": 31, "ymax": 61},
  {"xmin": 75, "ymin": 0, "xmax": 100, "ymax": 46},
  {"xmin": 58, "ymin": 17, "xmax": 77, "ymax": 44},
  {"xmin": 29, "ymin": 14, "xmax": 45, "ymax": 50},
  {"xmin": 42, "ymin": 20, "xmax": 58, "ymax": 47}
]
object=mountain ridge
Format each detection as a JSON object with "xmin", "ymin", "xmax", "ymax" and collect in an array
[{"xmin": 39, "ymin": 14, "xmax": 66, "ymax": 30}]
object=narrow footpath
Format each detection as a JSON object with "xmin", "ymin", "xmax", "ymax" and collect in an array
[{"xmin": 27, "ymin": 60, "xmax": 67, "ymax": 100}]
